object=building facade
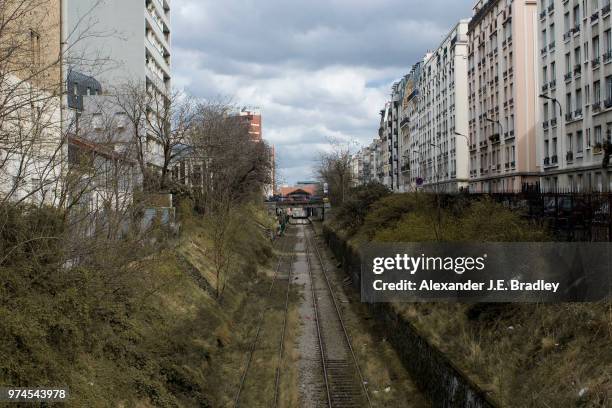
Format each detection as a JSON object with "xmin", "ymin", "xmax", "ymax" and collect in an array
[
  {"xmin": 408, "ymin": 21, "xmax": 471, "ymax": 193},
  {"xmin": 66, "ymin": 0, "xmax": 172, "ymax": 169},
  {"xmin": 468, "ymin": 0, "xmax": 540, "ymax": 192},
  {"xmin": 538, "ymin": 0, "xmax": 612, "ymax": 192}
]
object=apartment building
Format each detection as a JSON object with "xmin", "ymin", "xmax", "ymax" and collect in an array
[
  {"xmin": 399, "ymin": 61, "xmax": 424, "ymax": 192},
  {"xmin": 65, "ymin": 0, "xmax": 172, "ymax": 169},
  {"xmin": 0, "ymin": 0, "xmax": 63, "ymax": 204},
  {"xmin": 408, "ymin": 21, "xmax": 471, "ymax": 193},
  {"xmin": 538, "ymin": 0, "xmax": 612, "ymax": 192},
  {"xmin": 468, "ymin": 0, "xmax": 540, "ymax": 192}
]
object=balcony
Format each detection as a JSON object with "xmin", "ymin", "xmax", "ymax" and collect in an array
[
  {"xmin": 564, "ymin": 72, "xmax": 573, "ymax": 82},
  {"xmin": 573, "ymin": 26, "xmax": 581, "ymax": 34},
  {"xmin": 543, "ymin": 120, "xmax": 550, "ymax": 129},
  {"xmin": 549, "ymin": 42, "xmax": 556, "ymax": 51},
  {"xmin": 489, "ymin": 134, "xmax": 501, "ymax": 143},
  {"xmin": 604, "ymin": 4, "xmax": 611, "ymax": 16},
  {"xmin": 565, "ymin": 112, "xmax": 573, "ymax": 121},
  {"xmin": 593, "ymin": 56, "xmax": 601, "ymax": 67},
  {"xmin": 551, "ymin": 117, "xmax": 558, "ymax": 127},
  {"xmin": 605, "ymin": 51, "xmax": 612, "ymax": 63},
  {"xmin": 574, "ymin": 65, "xmax": 582, "ymax": 77},
  {"xmin": 563, "ymin": 31, "xmax": 572, "ymax": 42},
  {"xmin": 574, "ymin": 108, "xmax": 583, "ymax": 118},
  {"xmin": 566, "ymin": 151, "xmax": 574, "ymax": 162},
  {"xmin": 551, "ymin": 155, "xmax": 558, "ymax": 164},
  {"xmin": 544, "ymin": 157, "xmax": 550, "ymax": 166},
  {"xmin": 542, "ymin": 83, "xmax": 549, "ymax": 92},
  {"xmin": 591, "ymin": 11, "xmax": 600, "ymax": 23},
  {"xmin": 539, "ymin": 10, "xmax": 546, "ymax": 19},
  {"xmin": 605, "ymin": 98, "xmax": 612, "ymax": 108},
  {"xmin": 593, "ymin": 101, "xmax": 602, "ymax": 111},
  {"xmin": 541, "ymin": 46, "xmax": 548, "ymax": 55},
  {"xmin": 511, "ymin": 161, "xmax": 516, "ymax": 168},
  {"xmin": 548, "ymin": 3, "xmax": 554, "ymax": 13},
  {"xmin": 549, "ymin": 79, "xmax": 557, "ymax": 89}
]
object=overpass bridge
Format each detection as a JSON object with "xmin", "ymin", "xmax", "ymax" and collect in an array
[{"xmin": 265, "ymin": 198, "xmax": 330, "ymax": 221}]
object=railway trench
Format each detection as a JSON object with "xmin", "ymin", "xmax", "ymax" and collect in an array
[{"xmin": 234, "ymin": 220, "xmax": 428, "ymax": 408}]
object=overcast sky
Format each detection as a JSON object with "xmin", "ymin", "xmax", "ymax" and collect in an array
[{"xmin": 172, "ymin": 0, "xmax": 474, "ymax": 185}]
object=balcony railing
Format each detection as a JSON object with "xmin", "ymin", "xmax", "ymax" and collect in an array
[
  {"xmin": 566, "ymin": 151, "xmax": 574, "ymax": 161},
  {"xmin": 551, "ymin": 155, "xmax": 558, "ymax": 164},
  {"xmin": 551, "ymin": 117, "xmax": 557, "ymax": 127},
  {"xmin": 543, "ymin": 120, "xmax": 550, "ymax": 129},
  {"xmin": 544, "ymin": 157, "xmax": 550, "ymax": 166},
  {"xmin": 591, "ymin": 11, "xmax": 600, "ymax": 22},
  {"xmin": 593, "ymin": 101, "xmax": 602, "ymax": 111},
  {"xmin": 565, "ymin": 112, "xmax": 573, "ymax": 121},
  {"xmin": 574, "ymin": 108, "xmax": 583, "ymax": 118},
  {"xmin": 604, "ymin": 51, "xmax": 612, "ymax": 63},
  {"xmin": 564, "ymin": 72, "xmax": 573, "ymax": 81},
  {"xmin": 604, "ymin": 4, "xmax": 611, "ymax": 16},
  {"xmin": 550, "ymin": 79, "xmax": 557, "ymax": 89},
  {"xmin": 574, "ymin": 65, "xmax": 582, "ymax": 76},
  {"xmin": 593, "ymin": 56, "xmax": 601, "ymax": 66},
  {"xmin": 605, "ymin": 98, "xmax": 612, "ymax": 108},
  {"xmin": 539, "ymin": 10, "xmax": 546, "ymax": 19},
  {"xmin": 542, "ymin": 83, "xmax": 549, "ymax": 92}
]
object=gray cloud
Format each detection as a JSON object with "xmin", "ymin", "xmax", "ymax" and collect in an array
[{"xmin": 173, "ymin": 0, "xmax": 473, "ymax": 184}]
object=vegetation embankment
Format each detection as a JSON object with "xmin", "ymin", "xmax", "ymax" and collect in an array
[
  {"xmin": 0, "ymin": 199, "xmax": 291, "ymax": 407},
  {"xmin": 327, "ymin": 183, "xmax": 611, "ymax": 407}
]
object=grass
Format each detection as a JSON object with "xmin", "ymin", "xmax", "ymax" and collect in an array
[
  {"xmin": 0, "ymin": 203, "xmax": 285, "ymax": 407},
  {"xmin": 328, "ymin": 190, "xmax": 612, "ymax": 407}
]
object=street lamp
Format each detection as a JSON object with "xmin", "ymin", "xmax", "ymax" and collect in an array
[
  {"xmin": 484, "ymin": 114, "xmax": 504, "ymax": 139},
  {"xmin": 539, "ymin": 94, "xmax": 563, "ymax": 118}
]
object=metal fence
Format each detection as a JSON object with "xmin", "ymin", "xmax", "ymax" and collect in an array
[{"xmin": 469, "ymin": 186, "xmax": 612, "ymax": 241}]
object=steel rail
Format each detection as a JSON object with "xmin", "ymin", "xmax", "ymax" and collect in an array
[{"xmin": 306, "ymin": 223, "xmax": 373, "ymax": 408}]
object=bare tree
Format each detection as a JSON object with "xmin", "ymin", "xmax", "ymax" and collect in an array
[
  {"xmin": 316, "ymin": 141, "xmax": 354, "ymax": 206},
  {"xmin": 178, "ymin": 101, "xmax": 273, "ymax": 299}
]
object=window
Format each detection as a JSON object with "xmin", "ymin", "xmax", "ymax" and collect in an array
[
  {"xmin": 574, "ymin": 5, "xmax": 581, "ymax": 27},
  {"xmin": 551, "ymin": 61, "xmax": 556, "ymax": 78},
  {"xmin": 575, "ymin": 47, "xmax": 582, "ymax": 66},
  {"xmin": 594, "ymin": 36, "xmax": 601, "ymax": 59},
  {"xmin": 553, "ymin": 137, "xmax": 558, "ymax": 155},
  {"xmin": 564, "ymin": 12, "xmax": 570, "ymax": 33},
  {"xmin": 543, "ymin": 66, "xmax": 548, "ymax": 83},
  {"xmin": 544, "ymin": 102, "xmax": 549, "ymax": 121},
  {"xmin": 565, "ymin": 53, "xmax": 572, "ymax": 73},
  {"xmin": 606, "ymin": 29, "xmax": 612, "ymax": 54},
  {"xmin": 577, "ymin": 130, "xmax": 584, "ymax": 153},
  {"xmin": 606, "ymin": 75, "xmax": 612, "ymax": 100},
  {"xmin": 30, "ymin": 30, "xmax": 41, "ymax": 68},
  {"xmin": 567, "ymin": 92, "xmax": 573, "ymax": 112},
  {"xmin": 568, "ymin": 133, "xmax": 574, "ymax": 151},
  {"xmin": 594, "ymin": 80, "xmax": 601, "ymax": 102},
  {"xmin": 576, "ymin": 89, "xmax": 582, "ymax": 110},
  {"xmin": 595, "ymin": 125, "xmax": 603, "ymax": 145}
]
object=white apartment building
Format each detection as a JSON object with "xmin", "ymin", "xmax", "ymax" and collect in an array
[
  {"xmin": 408, "ymin": 21, "xmax": 471, "ymax": 193},
  {"xmin": 538, "ymin": 0, "xmax": 612, "ymax": 192},
  {"xmin": 65, "ymin": 0, "xmax": 172, "ymax": 169},
  {"xmin": 468, "ymin": 0, "xmax": 540, "ymax": 193}
]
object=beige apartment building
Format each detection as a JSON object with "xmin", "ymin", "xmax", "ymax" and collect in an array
[
  {"xmin": 468, "ymin": 0, "xmax": 540, "ymax": 192},
  {"xmin": 0, "ymin": 0, "xmax": 64, "ymax": 204},
  {"xmin": 538, "ymin": 0, "xmax": 612, "ymax": 192}
]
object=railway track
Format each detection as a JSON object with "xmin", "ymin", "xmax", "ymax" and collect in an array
[
  {"xmin": 233, "ymin": 228, "xmax": 296, "ymax": 408},
  {"xmin": 304, "ymin": 222, "xmax": 372, "ymax": 408}
]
